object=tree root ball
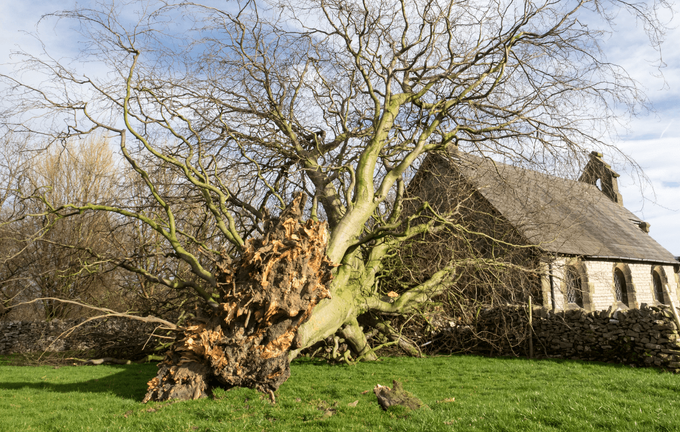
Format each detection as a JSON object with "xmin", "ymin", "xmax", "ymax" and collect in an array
[{"xmin": 143, "ymin": 193, "xmax": 335, "ymax": 402}]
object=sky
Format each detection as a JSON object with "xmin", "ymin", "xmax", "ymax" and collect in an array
[
  {"xmin": 599, "ymin": 5, "xmax": 680, "ymax": 256},
  {"xmin": 1, "ymin": 0, "xmax": 679, "ymax": 254}
]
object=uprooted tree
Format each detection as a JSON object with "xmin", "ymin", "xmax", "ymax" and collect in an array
[{"xmin": 0, "ymin": 0, "xmax": 669, "ymax": 401}]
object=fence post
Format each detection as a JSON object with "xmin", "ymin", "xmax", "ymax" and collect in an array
[
  {"xmin": 528, "ymin": 296, "xmax": 534, "ymax": 359},
  {"xmin": 663, "ymin": 285, "xmax": 680, "ymax": 332}
]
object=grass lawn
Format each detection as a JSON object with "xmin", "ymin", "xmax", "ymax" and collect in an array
[{"xmin": 1, "ymin": 354, "xmax": 679, "ymax": 431}]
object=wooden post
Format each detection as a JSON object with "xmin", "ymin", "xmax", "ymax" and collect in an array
[
  {"xmin": 528, "ymin": 296, "xmax": 534, "ymax": 359},
  {"xmin": 663, "ymin": 284, "xmax": 680, "ymax": 333}
]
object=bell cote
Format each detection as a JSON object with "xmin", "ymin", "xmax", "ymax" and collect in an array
[{"xmin": 578, "ymin": 151, "xmax": 623, "ymax": 206}]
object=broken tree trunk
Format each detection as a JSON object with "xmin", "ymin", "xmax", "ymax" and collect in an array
[{"xmin": 143, "ymin": 194, "xmax": 335, "ymax": 402}]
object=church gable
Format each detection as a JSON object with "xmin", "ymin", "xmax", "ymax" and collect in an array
[{"xmin": 409, "ymin": 151, "xmax": 680, "ymax": 313}]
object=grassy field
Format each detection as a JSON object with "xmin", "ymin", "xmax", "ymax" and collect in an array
[{"xmin": 1, "ymin": 354, "xmax": 679, "ymax": 431}]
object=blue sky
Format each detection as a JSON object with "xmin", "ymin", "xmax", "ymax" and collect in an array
[{"xmin": 1, "ymin": 0, "xmax": 679, "ymax": 254}]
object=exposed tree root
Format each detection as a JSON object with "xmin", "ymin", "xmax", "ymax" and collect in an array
[
  {"xmin": 143, "ymin": 194, "xmax": 335, "ymax": 402},
  {"xmin": 341, "ymin": 317, "xmax": 379, "ymax": 361}
]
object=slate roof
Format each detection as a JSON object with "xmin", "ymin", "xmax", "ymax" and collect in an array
[{"xmin": 425, "ymin": 153, "xmax": 677, "ymax": 264}]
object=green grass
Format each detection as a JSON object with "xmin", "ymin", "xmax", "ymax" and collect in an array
[{"xmin": 1, "ymin": 355, "xmax": 679, "ymax": 431}]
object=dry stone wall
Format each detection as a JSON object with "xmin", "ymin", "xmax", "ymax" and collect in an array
[
  {"xmin": 0, "ymin": 318, "xmax": 170, "ymax": 359},
  {"xmin": 6, "ymin": 306, "xmax": 680, "ymax": 369},
  {"xmin": 438, "ymin": 304, "xmax": 680, "ymax": 370}
]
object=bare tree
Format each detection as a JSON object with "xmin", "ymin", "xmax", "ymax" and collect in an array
[
  {"xmin": 0, "ymin": 137, "xmax": 127, "ymax": 319},
  {"xmin": 0, "ymin": 0, "xmax": 669, "ymax": 400},
  {"xmin": 0, "ymin": 133, "xmax": 32, "ymax": 316},
  {"xmin": 0, "ymin": 135, "xmax": 205, "ymax": 321}
]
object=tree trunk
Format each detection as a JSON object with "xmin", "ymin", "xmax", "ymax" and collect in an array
[{"xmin": 143, "ymin": 194, "xmax": 335, "ymax": 402}]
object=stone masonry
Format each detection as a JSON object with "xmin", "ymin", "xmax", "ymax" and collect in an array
[{"xmin": 546, "ymin": 258, "xmax": 678, "ymax": 313}]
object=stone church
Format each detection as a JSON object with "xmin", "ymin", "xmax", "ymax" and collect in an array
[{"xmin": 409, "ymin": 150, "xmax": 680, "ymax": 313}]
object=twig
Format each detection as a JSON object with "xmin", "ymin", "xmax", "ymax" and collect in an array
[{"xmin": 8, "ymin": 298, "xmax": 178, "ymax": 329}]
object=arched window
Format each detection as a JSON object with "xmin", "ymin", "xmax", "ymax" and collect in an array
[
  {"xmin": 614, "ymin": 268, "xmax": 629, "ymax": 306},
  {"xmin": 565, "ymin": 266, "xmax": 583, "ymax": 308},
  {"xmin": 653, "ymin": 271, "xmax": 666, "ymax": 305}
]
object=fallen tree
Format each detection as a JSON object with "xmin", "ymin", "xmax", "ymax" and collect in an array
[
  {"xmin": 143, "ymin": 193, "xmax": 334, "ymax": 401},
  {"xmin": 0, "ymin": 0, "xmax": 669, "ymax": 401}
]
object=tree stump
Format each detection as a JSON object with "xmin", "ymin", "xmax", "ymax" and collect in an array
[{"xmin": 143, "ymin": 193, "xmax": 335, "ymax": 402}]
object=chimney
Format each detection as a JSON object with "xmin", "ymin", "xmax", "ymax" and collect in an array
[{"xmin": 578, "ymin": 151, "xmax": 623, "ymax": 206}]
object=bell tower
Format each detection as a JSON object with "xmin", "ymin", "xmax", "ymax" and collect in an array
[{"xmin": 578, "ymin": 151, "xmax": 623, "ymax": 206}]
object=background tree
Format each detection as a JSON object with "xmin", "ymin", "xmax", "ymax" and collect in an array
[
  {"xmin": 0, "ymin": 135, "xmax": 209, "ymax": 322},
  {"xmin": 0, "ymin": 137, "xmax": 130, "ymax": 319},
  {"xmin": 0, "ymin": 133, "xmax": 31, "ymax": 317},
  {"xmin": 0, "ymin": 0, "xmax": 669, "ymax": 400}
]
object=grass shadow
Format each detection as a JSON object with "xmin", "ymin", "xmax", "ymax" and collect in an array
[{"xmin": 0, "ymin": 363, "xmax": 157, "ymax": 401}]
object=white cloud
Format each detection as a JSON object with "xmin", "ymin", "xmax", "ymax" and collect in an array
[
  {"xmin": 0, "ymin": 1, "xmax": 84, "ymax": 80},
  {"xmin": 615, "ymin": 135, "xmax": 680, "ymax": 255},
  {"xmin": 593, "ymin": 2, "xmax": 680, "ymax": 255}
]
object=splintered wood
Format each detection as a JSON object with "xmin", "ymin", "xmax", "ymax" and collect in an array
[{"xmin": 143, "ymin": 194, "xmax": 334, "ymax": 402}]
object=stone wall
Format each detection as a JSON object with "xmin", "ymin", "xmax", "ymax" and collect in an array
[
  {"xmin": 0, "ymin": 318, "xmax": 172, "ymax": 359},
  {"xmin": 7, "ymin": 307, "xmax": 680, "ymax": 369},
  {"xmin": 438, "ymin": 304, "xmax": 680, "ymax": 370}
]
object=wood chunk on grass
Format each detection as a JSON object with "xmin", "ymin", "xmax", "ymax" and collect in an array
[{"xmin": 373, "ymin": 380, "xmax": 429, "ymax": 412}]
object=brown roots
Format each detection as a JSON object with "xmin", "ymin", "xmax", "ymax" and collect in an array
[{"xmin": 143, "ymin": 194, "xmax": 335, "ymax": 402}]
